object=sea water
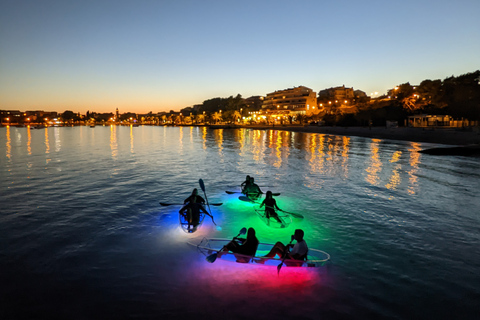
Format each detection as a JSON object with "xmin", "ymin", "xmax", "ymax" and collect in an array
[{"xmin": 1, "ymin": 125, "xmax": 479, "ymax": 319}]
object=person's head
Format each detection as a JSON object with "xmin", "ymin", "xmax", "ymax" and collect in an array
[
  {"xmin": 191, "ymin": 188, "xmax": 198, "ymax": 196},
  {"xmin": 246, "ymin": 175, "xmax": 250, "ymax": 181},
  {"xmin": 247, "ymin": 227, "xmax": 256, "ymax": 240},
  {"xmin": 250, "ymin": 177, "xmax": 255, "ymax": 183},
  {"xmin": 266, "ymin": 190, "xmax": 272, "ymax": 199},
  {"xmin": 293, "ymin": 229, "xmax": 304, "ymax": 241}
]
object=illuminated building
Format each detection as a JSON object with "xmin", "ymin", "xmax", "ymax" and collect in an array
[{"xmin": 262, "ymin": 86, "xmax": 317, "ymax": 116}]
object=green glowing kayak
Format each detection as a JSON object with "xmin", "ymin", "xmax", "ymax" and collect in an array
[{"xmin": 254, "ymin": 207, "xmax": 292, "ymax": 229}]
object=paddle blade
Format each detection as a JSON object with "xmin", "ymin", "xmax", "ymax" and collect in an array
[
  {"xmin": 206, "ymin": 253, "xmax": 218, "ymax": 263},
  {"xmin": 199, "ymin": 179, "xmax": 205, "ymax": 192},
  {"xmin": 238, "ymin": 196, "xmax": 254, "ymax": 202},
  {"xmin": 211, "ymin": 203, "xmax": 223, "ymax": 206},
  {"xmin": 239, "ymin": 227, "xmax": 247, "ymax": 235},
  {"xmin": 277, "ymin": 263, "xmax": 283, "ymax": 276}
]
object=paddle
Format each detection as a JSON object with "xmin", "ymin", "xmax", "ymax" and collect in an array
[
  {"xmin": 206, "ymin": 227, "xmax": 247, "ymax": 263},
  {"xmin": 277, "ymin": 236, "xmax": 295, "ymax": 276},
  {"xmin": 239, "ymin": 196, "xmax": 255, "ymax": 203},
  {"xmin": 159, "ymin": 202, "xmax": 223, "ymax": 206},
  {"xmin": 226, "ymin": 191, "xmax": 280, "ymax": 196},
  {"xmin": 280, "ymin": 209, "xmax": 304, "ymax": 219},
  {"xmin": 199, "ymin": 179, "xmax": 221, "ymax": 230}
]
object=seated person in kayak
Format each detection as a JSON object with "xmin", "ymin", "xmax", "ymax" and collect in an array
[
  {"xmin": 259, "ymin": 191, "xmax": 283, "ymax": 224},
  {"xmin": 262, "ymin": 229, "xmax": 308, "ymax": 262},
  {"xmin": 243, "ymin": 177, "xmax": 262, "ymax": 200},
  {"xmin": 179, "ymin": 188, "xmax": 207, "ymax": 230},
  {"xmin": 218, "ymin": 227, "xmax": 259, "ymax": 261},
  {"xmin": 241, "ymin": 175, "xmax": 251, "ymax": 193}
]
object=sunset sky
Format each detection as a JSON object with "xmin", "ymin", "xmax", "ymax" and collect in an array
[{"xmin": 1, "ymin": 0, "xmax": 479, "ymax": 114}]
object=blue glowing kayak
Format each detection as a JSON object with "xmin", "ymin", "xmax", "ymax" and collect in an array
[
  {"xmin": 179, "ymin": 210, "xmax": 205, "ymax": 233},
  {"xmin": 188, "ymin": 238, "xmax": 330, "ymax": 267}
]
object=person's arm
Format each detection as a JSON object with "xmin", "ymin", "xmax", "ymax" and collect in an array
[
  {"xmin": 259, "ymin": 199, "xmax": 265, "ymax": 208},
  {"xmin": 273, "ymin": 199, "xmax": 281, "ymax": 211}
]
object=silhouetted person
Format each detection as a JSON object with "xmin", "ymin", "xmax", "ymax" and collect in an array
[
  {"xmin": 179, "ymin": 188, "xmax": 207, "ymax": 231},
  {"xmin": 244, "ymin": 177, "xmax": 262, "ymax": 200},
  {"xmin": 241, "ymin": 175, "xmax": 251, "ymax": 193},
  {"xmin": 263, "ymin": 229, "xmax": 308, "ymax": 261},
  {"xmin": 218, "ymin": 227, "xmax": 259, "ymax": 262},
  {"xmin": 259, "ymin": 190, "xmax": 282, "ymax": 224}
]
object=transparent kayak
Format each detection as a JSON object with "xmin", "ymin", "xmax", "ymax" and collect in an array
[
  {"xmin": 179, "ymin": 211, "xmax": 205, "ymax": 233},
  {"xmin": 254, "ymin": 207, "xmax": 292, "ymax": 229},
  {"xmin": 189, "ymin": 238, "xmax": 330, "ymax": 268}
]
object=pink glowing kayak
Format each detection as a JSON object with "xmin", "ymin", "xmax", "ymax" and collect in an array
[{"xmin": 188, "ymin": 238, "xmax": 330, "ymax": 268}]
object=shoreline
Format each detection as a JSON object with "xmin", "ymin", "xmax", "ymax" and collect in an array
[{"xmin": 212, "ymin": 124, "xmax": 480, "ymax": 146}]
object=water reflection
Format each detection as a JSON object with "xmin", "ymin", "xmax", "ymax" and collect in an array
[
  {"xmin": 110, "ymin": 125, "xmax": 118, "ymax": 159},
  {"xmin": 202, "ymin": 127, "xmax": 207, "ymax": 150},
  {"xmin": 54, "ymin": 127, "xmax": 61, "ymax": 152},
  {"xmin": 365, "ymin": 139, "xmax": 382, "ymax": 186},
  {"xmin": 5, "ymin": 126, "xmax": 11, "ymax": 160},
  {"xmin": 130, "ymin": 125, "xmax": 134, "ymax": 154},
  {"xmin": 45, "ymin": 128, "xmax": 50, "ymax": 154},
  {"xmin": 234, "ymin": 128, "xmax": 245, "ymax": 156},
  {"xmin": 213, "ymin": 129, "xmax": 224, "ymax": 159},
  {"xmin": 341, "ymin": 136, "xmax": 350, "ymax": 178},
  {"xmin": 179, "ymin": 127, "xmax": 183, "ymax": 151},
  {"xmin": 251, "ymin": 130, "xmax": 265, "ymax": 164},
  {"xmin": 27, "ymin": 126, "xmax": 32, "ymax": 155},
  {"xmin": 407, "ymin": 142, "xmax": 421, "ymax": 195},
  {"xmin": 385, "ymin": 151, "xmax": 402, "ymax": 191}
]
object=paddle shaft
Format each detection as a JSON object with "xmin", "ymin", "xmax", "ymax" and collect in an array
[
  {"xmin": 277, "ymin": 238, "xmax": 295, "ymax": 275},
  {"xmin": 199, "ymin": 179, "xmax": 216, "ymax": 225}
]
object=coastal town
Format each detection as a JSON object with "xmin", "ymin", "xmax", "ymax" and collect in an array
[{"xmin": 1, "ymin": 71, "xmax": 479, "ymax": 142}]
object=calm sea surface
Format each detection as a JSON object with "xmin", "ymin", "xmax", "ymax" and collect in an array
[{"xmin": 1, "ymin": 125, "xmax": 479, "ymax": 319}]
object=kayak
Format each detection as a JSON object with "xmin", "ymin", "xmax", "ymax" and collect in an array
[
  {"xmin": 254, "ymin": 207, "xmax": 292, "ymax": 229},
  {"xmin": 189, "ymin": 238, "xmax": 330, "ymax": 268},
  {"xmin": 239, "ymin": 196, "xmax": 292, "ymax": 228},
  {"xmin": 179, "ymin": 209, "xmax": 205, "ymax": 233}
]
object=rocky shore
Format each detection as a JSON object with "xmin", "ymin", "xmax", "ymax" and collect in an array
[{"xmin": 224, "ymin": 125, "xmax": 480, "ymax": 146}]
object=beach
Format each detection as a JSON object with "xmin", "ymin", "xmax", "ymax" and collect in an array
[{"xmin": 231, "ymin": 125, "xmax": 480, "ymax": 146}]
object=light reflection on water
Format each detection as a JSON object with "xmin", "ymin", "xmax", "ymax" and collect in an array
[{"xmin": 1, "ymin": 126, "xmax": 479, "ymax": 319}]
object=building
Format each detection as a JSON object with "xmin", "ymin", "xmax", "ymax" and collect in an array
[
  {"xmin": 407, "ymin": 114, "xmax": 476, "ymax": 128},
  {"xmin": 244, "ymin": 96, "xmax": 264, "ymax": 111},
  {"xmin": 262, "ymin": 86, "xmax": 317, "ymax": 116},
  {"xmin": 318, "ymin": 85, "xmax": 355, "ymax": 102}
]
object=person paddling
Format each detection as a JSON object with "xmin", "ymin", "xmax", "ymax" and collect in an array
[
  {"xmin": 244, "ymin": 177, "xmax": 262, "ymax": 200},
  {"xmin": 263, "ymin": 229, "xmax": 308, "ymax": 262},
  {"xmin": 179, "ymin": 188, "xmax": 209, "ymax": 231},
  {"xmin": 241, "ymin": 175, "xmax": 251, "ymax": 193},
  {"xmin": 259, "ymin": 190, "xmax": 282, "ymax": 224},
  {"xmin": 218, "ymin": 227, "xmax": 259, "ymax": 262}
]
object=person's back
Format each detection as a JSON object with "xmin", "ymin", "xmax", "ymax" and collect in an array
[
  {"xmin": 241, "ymin": 175, "xmax": 251, "ymax": 193},
  {"xmin": 245, "ymin": 178, "xmax": 262, "ymax": 199}
]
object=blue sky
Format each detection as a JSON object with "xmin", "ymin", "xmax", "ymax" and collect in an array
[{"xmin": 1, "ymin": 0, "xmax": 479, "ymax": 114}]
